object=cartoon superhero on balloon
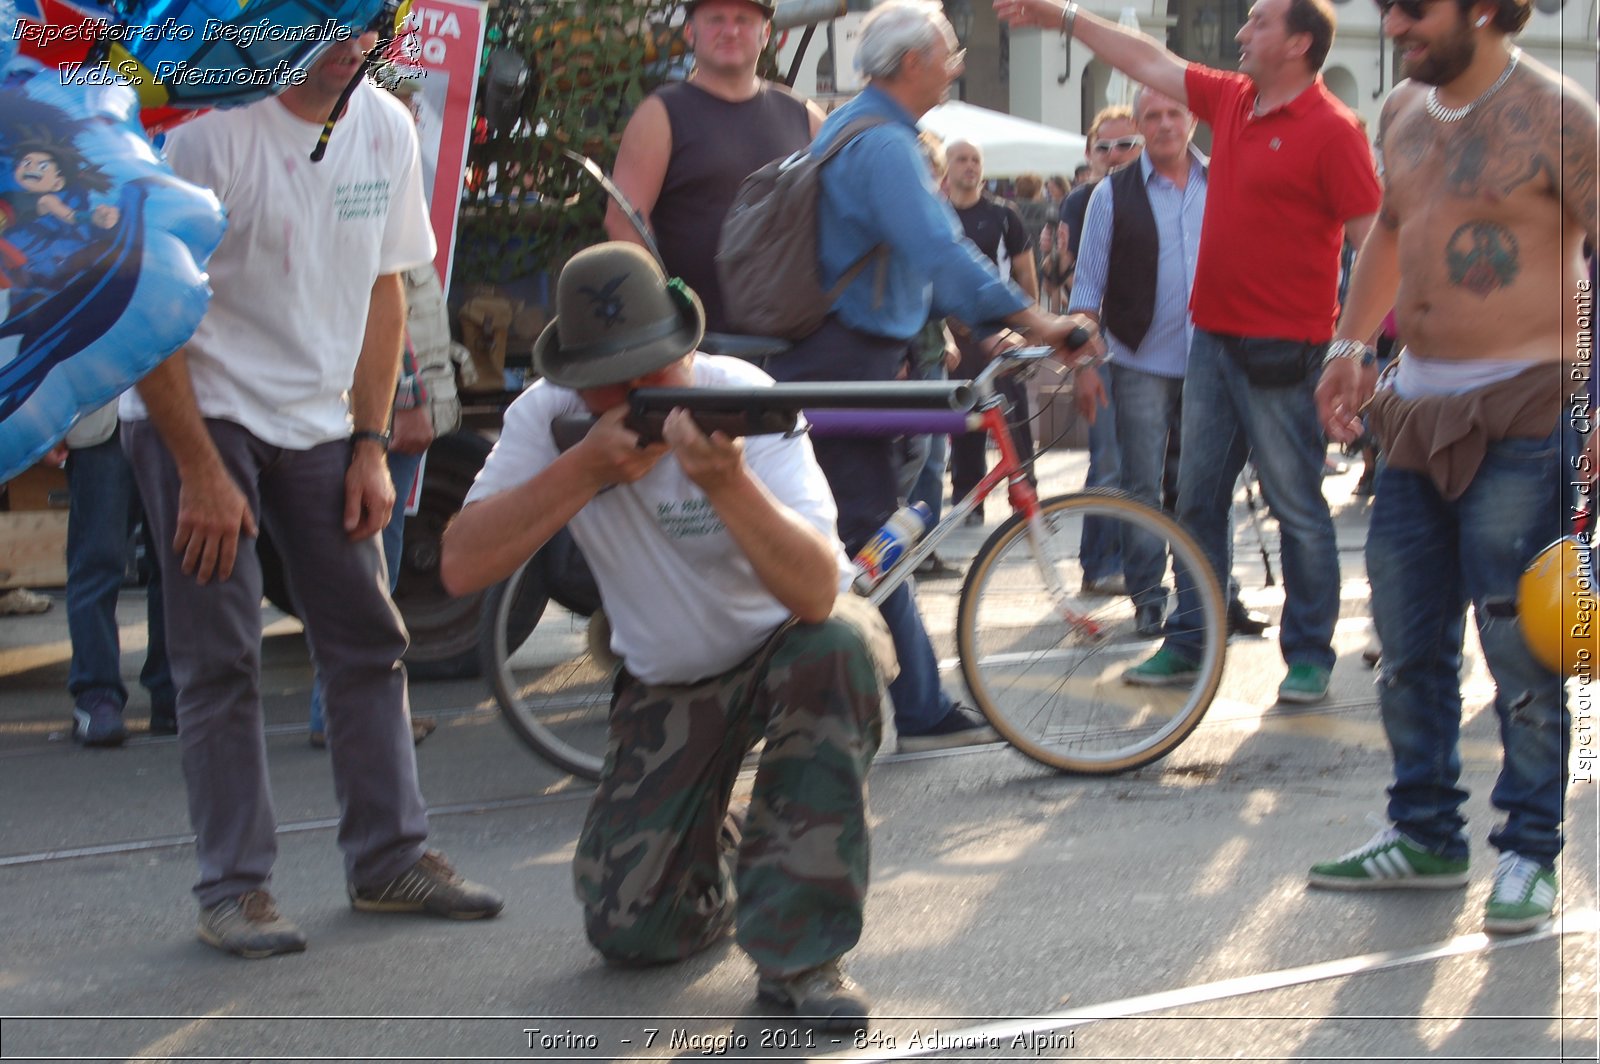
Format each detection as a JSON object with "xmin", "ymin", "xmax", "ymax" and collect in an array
[{"xmin": 0, "ymin": 91, "xmax": 148, "ymax": 423}]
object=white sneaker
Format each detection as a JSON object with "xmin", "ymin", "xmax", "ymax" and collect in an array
[{"xmin": 0, "ymin": 587, "xmax": 51, "ymax": 615}]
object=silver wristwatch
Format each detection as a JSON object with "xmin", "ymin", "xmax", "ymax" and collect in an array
[{"xmin": 1323, "ymin": 338, "xmax": 1375, "ymax": 367}]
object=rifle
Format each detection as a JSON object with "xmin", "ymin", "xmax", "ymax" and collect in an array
[{"xmin": 551, "ymin": 381, "xmax": 976, "ymax": 452}]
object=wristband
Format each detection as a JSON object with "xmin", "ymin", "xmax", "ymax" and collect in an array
[
  {"xmin": 1323, "ymin": 338, "xmax": 1375, "ymax": 368},
  {"xmin": 1060, "ymin": 1, "xmax": 1077, "ymax": 79},
  {"xmin": 351, "ymin": 429, "xmax": 392, "ymax": 451}
]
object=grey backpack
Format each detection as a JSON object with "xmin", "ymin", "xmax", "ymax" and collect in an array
[{"xmin": 715, "ymin": 116, "xmax": 889, "ymax": 340}]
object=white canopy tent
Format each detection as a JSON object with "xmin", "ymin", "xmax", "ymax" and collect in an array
[{"xmin": 917, "ymin": 101, "xmax": 1087, "ymax": 178}]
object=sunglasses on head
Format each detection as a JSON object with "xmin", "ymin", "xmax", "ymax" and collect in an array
[
  {"xmin": 1374, "ymin": 0, "xmax": 1442, "ymax": 20},
  {"xmin": 1093, "ymin": 135, "xmax": 1144, "ymax": 153}
]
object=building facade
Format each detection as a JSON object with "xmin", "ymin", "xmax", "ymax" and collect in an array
[{"xmin": 782, "ymin": 1, "xmax": 1597, "ymax": 170}]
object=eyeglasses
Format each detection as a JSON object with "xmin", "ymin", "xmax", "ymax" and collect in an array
[
  {"xmin": 1374, "ymin": 0, "xmax": 1444, "ymax": 20},
  {"xmin": 1093, "ymin": 135, "xmax": 1144, "ymax": 154},
  {"xmin": 944, "ymin": 47, "xmax": 966, "ymax": 74}
]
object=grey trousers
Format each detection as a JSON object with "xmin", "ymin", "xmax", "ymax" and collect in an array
[{"xmin": 125, "ymin": 419, "xmax": 428, "ymax": 907}]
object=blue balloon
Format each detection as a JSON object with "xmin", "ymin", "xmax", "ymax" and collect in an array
[
  {"xmin": 97, "ymin": 0, "xmax": 390, "ymax": 110},
  {"xmin": 0, "ymin": 0, "xmax": 21, "ymax": 68},
  {"xmin": 0, "ymin": 58, "xmax": 225, "ymax": 481}
]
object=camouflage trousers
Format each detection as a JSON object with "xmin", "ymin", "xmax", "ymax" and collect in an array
[{"xmin": 573, "ymin": 617, "xmax": 883, "ymax": 978}]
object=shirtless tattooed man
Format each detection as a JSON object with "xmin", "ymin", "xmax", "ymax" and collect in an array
[{"xmin": 1311, "ymin": 0, "xmax": 1597, "ymax": 933}]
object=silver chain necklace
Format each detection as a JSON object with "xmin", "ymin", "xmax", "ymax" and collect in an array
[{"xmin": 1425, "ymin": 48, "xmax": 1521, "ymax": 123}]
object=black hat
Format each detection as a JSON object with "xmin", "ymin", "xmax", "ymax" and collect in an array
[
  {"xmin": 685, "ymin": 0, "xmax": 778, "ymax": 17},
  {"xmin": 534, "ymin": 243, "xmax": 705, "ymax": 389}
]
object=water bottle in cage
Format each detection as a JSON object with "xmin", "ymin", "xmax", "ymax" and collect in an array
[{"xmin": 852, "ymin": 502, "xmax": 932, "ymax": 594}]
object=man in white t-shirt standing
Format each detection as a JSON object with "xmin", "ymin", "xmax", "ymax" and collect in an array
[
  {"xmin": 441, "ymin": 243, "xmax": 882, "ymax": 1032},
  {"xmin": 122, "ymin": 30, "xmax": 503, "ymax": 959}
]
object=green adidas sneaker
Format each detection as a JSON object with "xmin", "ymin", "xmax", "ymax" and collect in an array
[
  {"xmin": 1308, "ymin": 827, "xmax": 1469, "ymax": 890},
  {"xmin": 1121, "ymin": 647, "xmax": 1201, "ymax": 687},
  {"xmin": 1483, "ymin": 853, "xmax": 1558, "ymax": 934}
]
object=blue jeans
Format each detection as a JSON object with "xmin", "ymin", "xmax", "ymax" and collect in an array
[
  {"xmin": 908, "ymin": 364, "xmax": 951, "ymax": 522},
  {"xmin": 309, "ymin": 448, "xmax": 424, "ymax": 733},
  {"xmin": 65, "ymin": 435, "xmax": 174, "ymax": 714},
  {"xmin": 1110, "ymin": 364, "xmax": 1184, "ymax": 611},
  {"xmin": 1163, "ymin": 330, "xmax": 1338, "ymax": 669},
  {"xmin": 880, "ymin": 580, "xmax": 954, "ymax": 733},
  {"xmin": 1079, "ymin": 366, "xmax": 1122, "ymax": 582},
  {"xmin": 774, "ymin": 317, "xmax": 954, "ymax": 734},
  {"xmin": 909, "ymin": 431, "xmax": 949, "ymax": 521},
  {"xmin": 1367, "ymin": 425, "xmax": 1573, "ymax": 864}
]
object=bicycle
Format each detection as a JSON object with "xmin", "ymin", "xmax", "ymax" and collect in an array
[{"xmin": 481, "ymin": 343, "xmax": 1228, "ymax": 780}]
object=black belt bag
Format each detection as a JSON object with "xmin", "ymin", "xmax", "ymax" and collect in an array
[{"xmin": 1219, "ymin": 335, "xmax": 1327, "ymax": 389}]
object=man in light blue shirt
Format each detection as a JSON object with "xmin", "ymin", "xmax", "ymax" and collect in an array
[
  {"xmin": 1068, "ymin": 87, "xmax": 1205, "ymax": 639},
  {"xmin": 768, "ymin": 0, "xmax": 1096, "ymax": 749}
]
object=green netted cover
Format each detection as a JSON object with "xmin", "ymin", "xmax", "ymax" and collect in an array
[{"xmin": 454, "ymin": 1, "xmax": 694, "ymax": 284}]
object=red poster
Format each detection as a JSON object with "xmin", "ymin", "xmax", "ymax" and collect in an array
[{"xmin": 389, "ymin": 0, "xmax": 485, "ymax": 292}]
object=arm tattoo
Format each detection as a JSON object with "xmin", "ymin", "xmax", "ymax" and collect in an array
[
  {"xmin": 1561, "ymin": 94, "xmax": 1599, "ymax": 245},
  {"xmin": 1445, "ymin": 221, "xmax": 1519, "ymax": 297}
]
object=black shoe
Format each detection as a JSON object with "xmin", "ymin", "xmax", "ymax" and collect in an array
[
  {"xmin": 1134, "ymin": 603, "xmax": 1166, "ymax": 638},
  {"xmin": 72, "ymin": 697, "xmax": 128, "ymax": 747},
  {"xmin": 898, "ymin": 705, "xmax": 999, "ymax": 753},
  {"xmin": 148, "ymin": 705, "xmax": 178, "ymax": 736},
  {"xmin": 1080, "ymin": 574, "xmax": 1129, "ymax": 596},
  {"xmin": 915, "ymin": 552, "xmax": 963, "ymax": 578},
  {"xmin": 1227, "ymin": 602, "xmax": 1269, "ymax": 636}
]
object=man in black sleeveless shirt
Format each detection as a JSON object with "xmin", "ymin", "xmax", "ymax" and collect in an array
[
  {"xmin": 606, "ymin": 0, "xmax": 824, "ymax": 333},
  {"xmin": 943, "ymin": 139, "xmax": 1039, "ymax": 517}
]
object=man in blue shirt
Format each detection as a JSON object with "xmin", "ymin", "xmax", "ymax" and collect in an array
[
  {"xmin": 768, "ymin": 0, "xmax": 1097, "ymax": 749},
  {"xmin": 1068, "ymin": 87, "xmax": 1205, "ymax": 640}
]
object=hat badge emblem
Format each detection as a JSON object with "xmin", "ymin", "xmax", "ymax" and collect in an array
[{"xmin": 581, "ymin": 274, "xmax": 630, "ymax": 327}]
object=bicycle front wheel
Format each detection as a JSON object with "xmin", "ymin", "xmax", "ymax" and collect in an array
[
  {"xmin": 481, "ymin": 559, "xmax": 613, "ymax": 781},
  {"xmin": 957, "ymin": 490, "xmax": 1226, "ymax": 775}
]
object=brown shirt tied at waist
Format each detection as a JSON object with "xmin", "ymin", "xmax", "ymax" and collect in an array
[{"xmin": 1365, "ymin": 361, "xmax": 1571, "ymax": 502}]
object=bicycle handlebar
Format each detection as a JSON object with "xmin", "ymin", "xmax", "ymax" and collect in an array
[{"xmin": 966, "ymin": 327, "xmax": 1100, "ymax": 396}]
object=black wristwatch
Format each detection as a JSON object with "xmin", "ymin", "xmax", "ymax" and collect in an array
[{"xmin": 351, "ymin": 429, "xmax": 392, "ymax": 451}]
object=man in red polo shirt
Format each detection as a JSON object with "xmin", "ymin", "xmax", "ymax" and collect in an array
[{"xmin": 999, "ymin": 0, "xmax": 1379, "ymax": 704}]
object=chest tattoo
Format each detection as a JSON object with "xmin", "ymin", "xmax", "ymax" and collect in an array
[{"xmin": 1445, "ymin": 221, "xmax": 1519, "ymax": 297}]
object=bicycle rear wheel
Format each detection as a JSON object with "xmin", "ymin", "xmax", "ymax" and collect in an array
[
  {"xmin": 481, "ymin": 559, "xmax": 613, "ymax": 781},
  {"xmin": 956, "ymin": 490, "xmax": 1226, "ymax": 774}
]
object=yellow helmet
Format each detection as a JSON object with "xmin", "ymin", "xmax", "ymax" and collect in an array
[{"xmin": 1517, "ymin": 536, "xmax": 1599, "ymax": 677}]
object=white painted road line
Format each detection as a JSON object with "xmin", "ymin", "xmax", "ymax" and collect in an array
[{"xmin": 817, "ymin": 910, "xmax": 1600, "ymax": 1061}]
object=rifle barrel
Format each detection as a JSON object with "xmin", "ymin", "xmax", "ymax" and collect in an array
[{"xmin": 630, "ymin": 382, "xmax": 975, "ymax": 412}]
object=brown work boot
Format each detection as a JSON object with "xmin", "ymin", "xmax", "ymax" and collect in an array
[
  {"xmin": 757, "ymin": 958, "xmax": 870, "ymax": 1033},
  {"xmin": 197, "ymin": 890, "xmax": 307, "ymax": 959},
  {"xmin": 348, "ymin": 850, "xmax": 503, "ymax": 919}
]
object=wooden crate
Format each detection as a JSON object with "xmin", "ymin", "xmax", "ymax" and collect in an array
[
  {"xmin": 0, "ymin": 511, "xmax": 68, "ymax": 588},
  {"xmin": 5, "ymin": 464, "xmax": 68, "ymax": 511},
  {"xmin": 2, "ymin": 464, "xmax": 70, "ymax": 588}
]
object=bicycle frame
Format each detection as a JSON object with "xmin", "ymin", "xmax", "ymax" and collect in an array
[{"xmin": 838, "ymin": 346, "xmax": 1108, "ymax": 642}]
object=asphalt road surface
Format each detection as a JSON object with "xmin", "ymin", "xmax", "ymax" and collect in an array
[{"xmin": 1, "ymin": 451, "xmax": 1594, "ymax": 1062}]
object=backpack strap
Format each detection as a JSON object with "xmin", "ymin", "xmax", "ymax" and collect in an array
[
  {"xmin": 813, "ymin": 114, "xmax": 892, "ymax": 165},
  {"xmin": 814, "ymin": 115, "xmax": 894, "ymax": 303}
]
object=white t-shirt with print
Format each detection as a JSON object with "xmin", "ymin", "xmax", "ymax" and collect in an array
[
  {"xmin": 465, "ymin": 356, "xmax": 855, "ymax": 685},
  {"xmin": 122, "ymin": 81, "xmax": 436, "ymax": 448}
]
